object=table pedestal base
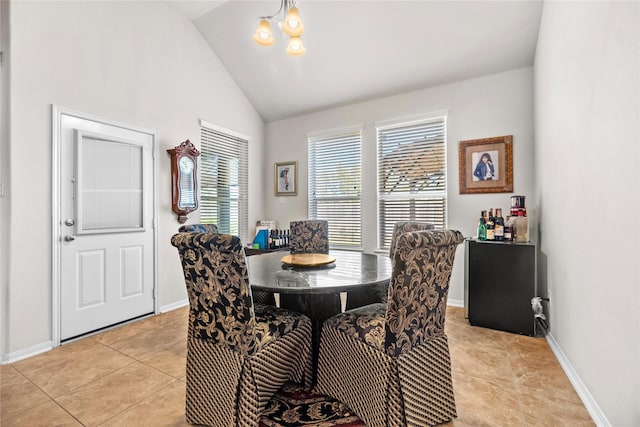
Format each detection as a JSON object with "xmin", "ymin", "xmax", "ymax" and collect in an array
[{"xmin": 280, "ymin": 293, "xmax": 341, "ymax": 385}]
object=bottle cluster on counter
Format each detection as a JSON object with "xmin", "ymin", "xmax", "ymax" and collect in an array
[
  {"xmin": 269, "ymin": 229, "xmax": 290, "ymax": 249},
  {"xmin": 476, "ymin": 195, "xmax": 529, "ymax": 243}
]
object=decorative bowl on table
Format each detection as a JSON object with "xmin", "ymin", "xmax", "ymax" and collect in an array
[{"xmin": 280, "ymin": 253, "xmax": 336, "ymax": 267}]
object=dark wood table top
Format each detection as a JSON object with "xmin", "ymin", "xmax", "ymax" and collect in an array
[{"xmin": 246, "ymin": 249, "xmax": 392, "ymax": 294}]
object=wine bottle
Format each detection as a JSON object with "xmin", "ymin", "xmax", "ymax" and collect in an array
[
  {"xmin": 494, "ymin": 208, "xmax": 504, "ymax": 241},
  {"xmin": 485, "ymin": 209, "xmax": 495, "ymax": 241},
  {"xmin": 477, "ymin": 211, "xmax": 486, "ymax": 240},
  {"xmin": 504, "ymin": 216, "xmax": 513, "ymax": 241}
]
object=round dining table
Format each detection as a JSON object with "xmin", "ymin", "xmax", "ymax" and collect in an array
[{"xmin": 246, "ymin": 249, "xmax": 392, "ymax": 382}]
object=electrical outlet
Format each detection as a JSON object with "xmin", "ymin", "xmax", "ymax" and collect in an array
[{"xmin": 547, "ymin": 289, "xmax": 552, "ymax": 310}]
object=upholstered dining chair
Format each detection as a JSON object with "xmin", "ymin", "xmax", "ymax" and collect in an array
[
  {"xmin": 289, "ymin": 220, "xmax": 329, "ymax": 254},
  {"xmin": 178, "ymin": 223, "xmax": 274, "ymax": 305},
  {"xmin": 171, "ymin": 232, "xmax": 313, "ymax": 427},
  {"xmin": 178, "ymin": 223, "xmax": 219, "ymax": 233},
  {"xmin": 345, "ymin": 221, "xmax": 435, "ymax": 311},
  {"xmin": 315, "ymin": 229, "xmax": 464, "ymax": 427},
  {"xmin": 388, "ymin": 220, "xmax": 434, "ymax": 258}
]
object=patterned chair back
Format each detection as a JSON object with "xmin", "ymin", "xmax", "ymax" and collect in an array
[
  {"xmin": 171, "ymin": 232, "xmax": 258, "ymax": 354},
  {"xmin": 178, "ymin": 223, "xmax": 219, "ymax": 234},
  {"xmin": 289, "ymin": 220, "xmax": 330, "ymax": 254},
  {"xmin": 389, "ymin": 221, "xmax": 434, "ymax": 259},
  {"xmin": 384, "ymin": 229, "xmax": 463, "ymax": 357}
]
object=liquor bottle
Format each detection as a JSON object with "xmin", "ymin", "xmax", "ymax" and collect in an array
[
  {"xmin": 504, "ymin": 216, "xmax": 513, "ymax": 241},
  {"xmin": 514, "ymin": 211, "xmax": 529, "ymax": 243},
  {"xmin": 477, "ymin": 211, "xmax": 486, "ymax": 240},
  {"xmin": 278, "ymin": 230, "xmax": 283, "ymax": 248},
  {"xmin": 485, "ymin": 209, "xmax": 495, "ymax": 241},
  {"xmin": 494, "ymin": 208, "xmax": 504, "ymax": 241}
]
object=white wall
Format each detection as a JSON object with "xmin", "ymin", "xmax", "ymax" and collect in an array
[
  {"xmin": 264, "ymin": 67, "xmax": 535, "ymax": 305},
  {"xmin": 534, "ymin": 1, "xmax": 640, "ymax": 425},
  {"xmin": 0, "ymin": 0, "xmax": 10, "ymax": 359},
  {"xmin": 3, "ymin": 1, "xmax": 265, "ymax": 356}
]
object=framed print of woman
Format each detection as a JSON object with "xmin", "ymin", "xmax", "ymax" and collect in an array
[
  {"xmin": 472, "ymin": 150, "xmax": 499, "ymax": 181},
  {"xmin": 458, "ymin": 135, "xmax": 513, "ymax": 194},
  {"xmin": 274, "ymin": 161, "xmax": 297, "ymax": 196}
]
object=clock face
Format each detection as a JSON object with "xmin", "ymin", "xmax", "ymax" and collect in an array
[{"xmin": 179, "ymin": 156, "xmax": 194, "ymax": 174}]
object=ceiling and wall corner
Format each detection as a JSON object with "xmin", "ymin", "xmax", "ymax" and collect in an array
[{"xmin": 186, "ymin": 0, "xmax": 544, "ymax": 122}]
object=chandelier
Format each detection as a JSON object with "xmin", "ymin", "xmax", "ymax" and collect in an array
[{"xmin": 253, "ymin": 0, "xmax": 306, "ymax": 57}]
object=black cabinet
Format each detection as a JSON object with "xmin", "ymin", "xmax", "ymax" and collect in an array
[{"xmin": 465, "ymin": 239, "xmax": 536, "ymax": 336}]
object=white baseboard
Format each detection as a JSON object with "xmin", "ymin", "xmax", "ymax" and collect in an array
[
  {"xmin": 545, "ymin": 332, "xmax": 610, "ymax": 427},
  {"xmin": 159, "ymin": 298, "xmax": 188, "ymax": 313},
  {"xmin": 1, "ymin": 340, "xmax": 53, "ymax": 365},
  {"xmin": 447, "ymin": 298, "xmax": 464, "ymax": 308}
]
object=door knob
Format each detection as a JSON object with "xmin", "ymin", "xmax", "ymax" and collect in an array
[
  {"xmin": 64, "ymin": 218, "xmax": 75, "ymax": 226},
  {"xmin": 64, "ymin": 235, "xmax": 76, "ymax": 242}
]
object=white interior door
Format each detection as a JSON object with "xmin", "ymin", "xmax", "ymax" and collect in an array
[{"xmin": 57, "ymin": 112, "xmax": 155, "ymax": 341}]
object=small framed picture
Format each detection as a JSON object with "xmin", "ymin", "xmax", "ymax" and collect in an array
[
  {"xmin": 274, "ymin": 161, "xmax": 297, "ymax": 196},
  {"xmin": 458, "ymin": 135, "xmax": 513, "ymax": 194}
]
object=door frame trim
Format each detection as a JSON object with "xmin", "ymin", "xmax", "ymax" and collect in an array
[{"xmin": 51, "ymin": 105, "xmax": 159, "ymax": 347}]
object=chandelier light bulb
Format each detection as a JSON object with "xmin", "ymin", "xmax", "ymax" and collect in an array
[
  {"xmin": 282, "ymin": 7, "xmax": 304, "ymax": 36},
  {"xmin": 254, "ymin": 1, "xmax": 306, "ymax": 55},
  {"xmin": 253, "ymin": 19, "xmax": 275, "ymax": 46},
  {"xmin": 286, "ymin": 36, "xmax": 306, "ymax": 56}
]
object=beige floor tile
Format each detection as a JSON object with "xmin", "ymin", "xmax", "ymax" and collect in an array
[
  {"xmin": 140, "ymin": 340, "xmax": 187, "ymax": 378},
  {"xmin": 0, "ymin": 364, "xmax": 24, "ymax": 386},
  {"xmin": 14, "ymin": 341, "xmax": 135, "ymax": 398},
  {"xmin": 453, "ymin": 371, "xmax": 526, "ymax": 426},
  {"xmin": 450, "ymin": 342, "xmax": 514, "ymax": 385},
  {"xmin": 55, "ymin": 362, "xmax": 175, "ymax": 426},
  {"xmin": 1, "ymin": 306, "xmax": 594, "ymax": 426},
  {"xmin": 13, "ymin": 336, "xmax": 100, "ymax": 374},
  {"xmin": 447, "ymin": 321, "xmax": 509, "ymax": 353},
  {"xmin": 94, "ymin": 317, "xmax": 160, "ymax": 347},
  {"xmin": 149, "ymin": 307, "xmax": 189, "ymax": 326},
  {"xmin": 518, "ymin": 390, "xmax": 595, "ymax": 426},
  {"xmin": 0, "ymin": 376, "xmax": 52, "ymax": 422},
  {"xmin": 510, "ymin": 354, "xmax": 577, "ymax": 399},
  {"xmin": 1, "ymin": 399, "xmax": 82, "ymax": 426},
  {"xmin": 101, "ymin": 324, "xmax": 185, "ymax": 359},
  {"xmin": 446, "ymin": 306, "xmax": 468, "ymax": 324},
  {"xmin": 164, "ymin": 316, "xmax": 189, "ymax": 334},
  {"xmin": 99, "ymin": 379, "xmax": 190, "ymax": 427}
]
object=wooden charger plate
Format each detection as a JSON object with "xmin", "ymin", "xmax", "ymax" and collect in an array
[{"xmin": 281, "ymin": 253, "xmax": 336, "ymax": 267}]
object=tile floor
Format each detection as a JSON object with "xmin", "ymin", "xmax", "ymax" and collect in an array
[{"xmin": 0, "ymin": 306, "xmax": 595, "ymax": 426}]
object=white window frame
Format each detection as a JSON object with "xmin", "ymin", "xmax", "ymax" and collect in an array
[
  {"xmin": 199, "ymin": 120, "xmax": 249, "ymax": 242},
  {"xmin": 308, "ymin": 126, "xmax": 363, "ymax": 249},
  {"xmin": 376, "ymin": 112, "xmax": 448, "ymax": 251}
]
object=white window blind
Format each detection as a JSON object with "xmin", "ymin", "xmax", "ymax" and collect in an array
[
  {"xmin": 200, "ymin": 123, "xmax": 248, "ymax": 241},
  {"xmin": 308, "ymin": 129, "xmax": 362, "ymax": 248},
  {"xmin": 377, "ymin": 116, "xmax": 447, "ymax": 250}
]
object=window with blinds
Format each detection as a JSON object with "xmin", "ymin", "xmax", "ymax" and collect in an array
[
  {"xmin": 200, "ymin": 122, "xmax": 248, "ymax": 241},
  {"xmin": 308, "ymin": 129, "xmax": 362, "ymax": 248},
  {"xmin": 377, "ymin": 116, "xmax": 447, "ymax": 250}
]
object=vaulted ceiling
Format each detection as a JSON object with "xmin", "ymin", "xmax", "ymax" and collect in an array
[{"xmin": 169, "ymin": 1, "xmax": 543, "ymax": 122}]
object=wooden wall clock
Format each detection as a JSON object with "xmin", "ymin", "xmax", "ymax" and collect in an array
[{"xmin": 167, "ymin": 139, "xmax": 200, "ymax": 223}]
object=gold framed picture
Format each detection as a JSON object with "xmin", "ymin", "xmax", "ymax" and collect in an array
[
  {"xmin": 274, "ymin": 161, "xmax": 297, "ymax": 196},
  {"xmin": 458, "ymin": 135, "xmax": 513, "ymax": 194}
]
